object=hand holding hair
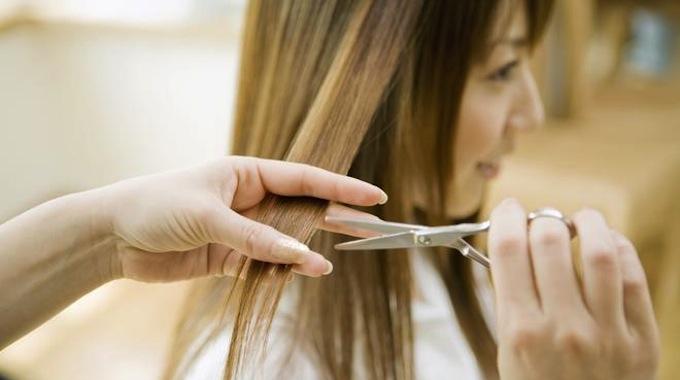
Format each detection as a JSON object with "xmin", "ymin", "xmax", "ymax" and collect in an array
[
  {"xmin": 106, "ymin": 156, "xmax": 386, "ymax": 281},
  {"xmin": 0, "ymin": 155, "xmax": 386, "ymax": 348}
]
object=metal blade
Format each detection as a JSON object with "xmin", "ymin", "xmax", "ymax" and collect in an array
[
  {"xmin": 325, "ymin": 216, "xmax": 426, "ymax": 234},
  {"xmin": 334, "ymin": 231, "xmax": 421, "ymax": 250}
]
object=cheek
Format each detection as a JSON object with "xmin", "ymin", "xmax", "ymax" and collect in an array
[{"xmin": 454, "ymin": 94, "xmax": 506, "ymax": 175}]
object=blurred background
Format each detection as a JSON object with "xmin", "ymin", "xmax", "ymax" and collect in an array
[{"xmin": 0, "ymin": 0, "xmax": 678, "ymax": 379}]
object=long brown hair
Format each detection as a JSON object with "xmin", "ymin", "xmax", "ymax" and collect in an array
[{"xmin": 164, "ymin": 1, "xmax": 553, "ymax": 379}]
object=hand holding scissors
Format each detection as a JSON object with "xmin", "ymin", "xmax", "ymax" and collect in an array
[
  {"xmin": 330, "ymin": 206, "xmax": 575, "ymax": 268},
  {"xmin": 329, "ymin": 199, "xmax": 659, "ymax": 380}
]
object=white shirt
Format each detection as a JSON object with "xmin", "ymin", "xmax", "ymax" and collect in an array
[{"xmin": 183, "ymin": 251, "xmax": 488, "ymax": 379}]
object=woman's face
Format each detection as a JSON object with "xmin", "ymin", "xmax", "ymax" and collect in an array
[{"xmin": 447, "ymin": 9, "xmax": 545, "ymax": 218}]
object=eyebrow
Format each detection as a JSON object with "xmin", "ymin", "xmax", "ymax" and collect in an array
[
  {"xmin": 490, "ymin": 36, "xmax": 529, "ymax": 48},
  {"xmin": 477, "ymin": 36, "xmax": 530, "ymax": 62}
]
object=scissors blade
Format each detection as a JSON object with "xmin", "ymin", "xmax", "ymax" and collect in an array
[
  {"xmin": 334, "ymin": 231, "xmax": 421, "ymax": 250},
  {"xmin": 414, "ymin": 221, "xmax": 490, "ymax": 246},
  {"xmin": 325, "ymin": 216, "xmax": 426, "ymax": 234}
]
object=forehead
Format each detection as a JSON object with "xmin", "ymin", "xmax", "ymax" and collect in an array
[{"xmin": 491, "ymin": 3, "xmax": 528, "ymax": 42}]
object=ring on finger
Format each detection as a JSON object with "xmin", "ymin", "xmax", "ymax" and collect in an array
[{"xmin": 528, "ymin": 207, "xmax": 577, "ymax": 238}]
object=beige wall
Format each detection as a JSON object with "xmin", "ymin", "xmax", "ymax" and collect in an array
[
  {"xmin": 0, "ymin": 20, "xmax": 241, "ymax": 379},
  {"xmin": 0, "ymin": 1, "xmax": 21, "ymax": 19},
  {"xmin": 0, "ymin": 22, "xmax": 239, "ymax": 222}
]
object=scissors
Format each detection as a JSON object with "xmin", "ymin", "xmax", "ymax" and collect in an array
[{"xmin": 329, "ymin": 207, "xmax": 575, "ymax": 269}]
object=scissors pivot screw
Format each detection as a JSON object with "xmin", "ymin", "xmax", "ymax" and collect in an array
[{"xmin": 416, "ymin": 235, "xmax": 432, "ymax": 245}]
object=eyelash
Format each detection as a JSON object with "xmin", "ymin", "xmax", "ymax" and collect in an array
[{"xmin": 488, "ymin": 60, "xmax": 520, "ymax": 82}]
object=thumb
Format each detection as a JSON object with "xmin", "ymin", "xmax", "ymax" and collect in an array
[{"xmin": 206, "ymin": 208, "xmax": 333, "ymax": 277}]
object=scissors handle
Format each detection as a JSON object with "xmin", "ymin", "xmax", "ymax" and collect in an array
[{"xmin": 449, "ymin": 240, "xmax": 490, "ymax": 268}]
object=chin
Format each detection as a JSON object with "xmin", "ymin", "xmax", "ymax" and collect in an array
[
  {"xmin": 446, "ymin": 177, "xmax": 486, "ymax": 219},
  {"xmin": 447, "ymin": 199, "xmax": 483, "ymax": 219}
]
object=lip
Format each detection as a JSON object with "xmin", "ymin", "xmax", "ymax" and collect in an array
[
  {"xmin": 476, "ymin": 140, "xmax": 513, "ymax": 179},
  {"xmin": 477, "ymin": 161, "xmax": 501, "ymax": 179}
]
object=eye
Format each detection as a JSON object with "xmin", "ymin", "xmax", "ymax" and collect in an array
[{"xmin": 487, "ymin": 60, "xmax": 519, "ymax": 82}]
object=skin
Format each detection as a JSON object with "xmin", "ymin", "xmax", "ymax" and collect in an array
[
  {"xmin": 0, "ymin": 156, "xmax": 386, "ymax": 349},
  {"xmin": 452, "ymin": 9, "xmax": 660, "ymax": 379},
  {"xmin": 448, "ymin": 9, "xmax": 544, "ymax": 217},
  {"xmin": 0, "ymin": 8, "xmax": 660, "ymax": 378},
  {"xmin": 489, "ymin": 200, "xmax": 660, "ymax": 379}
]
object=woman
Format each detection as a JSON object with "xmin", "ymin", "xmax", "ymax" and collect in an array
[{"xmin": 165, "ymin": 0, "xmax": 660, "ymax": 379}]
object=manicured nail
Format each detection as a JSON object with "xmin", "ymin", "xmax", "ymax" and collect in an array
[
  {"xmin": 275, "ymin": 238, "xmax": 311, "ymax": 264},
  {"xmin": 323, "ymin": 259, "xmax": 333, "ymax": 275},
  {"xmin": 378, "ymin": 190, "xmax": 389, "ymax": 205}
]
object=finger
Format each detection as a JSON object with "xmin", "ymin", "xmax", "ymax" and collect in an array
[
  {"xmin": 207, "ymin": 207, "xmax": 333, "ymax": 277},
  {"xmin": 319, "ymin": 203, "xmax": 382, "ymax": 238},
  {"xmin": 205, "ymin": 244, "xmax": 246, "ymax": 279},
  {"xmin": 291, "ymin": 258, "xmax": 334, "ymax": 278},
  {"xmin": 488, "ymin": 198, "xmax": 540, "ymax": 319},
  {"xmin": 572, "ymin": 209, "xmax": 625, "ymax": 328},
  {"xmin": 529, "ymin": 217, "xmax": 585, "ymax": 316},
  {"xmin": 610, "ymin": 230, "xmax": 657, "ymax": 339},
  {"xmin": 221, "ymin": 252, "xmax": 322, "ymax": 279},
  {"xmin": 249, "ymin": 157, "xmax": 388, "ymax": 206},
  {"xmin": 211, "ymin": 247, "xmax": 296, "ymax": 283}
]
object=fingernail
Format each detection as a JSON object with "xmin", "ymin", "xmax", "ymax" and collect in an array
[
  {"xmin": 502, "ymin": 198, "xmax": 521, "ymax": 208},
  {"xmin": 323, "ymin": 259, "xmax": 333, "ymax": 275},
  {"xmin": 275, "ymin": 238, "xmax": 311, "ymax": 264},
  {"xmin": 378, "ymin": 190, "xmax": 389, "ymax": 205},
  {"xmin": 286, "ymin": 272, "xmax": 295, "ymax": 283}
]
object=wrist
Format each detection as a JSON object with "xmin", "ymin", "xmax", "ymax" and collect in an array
[
  {"xmin": 0, "ymin": 188, "xmax": 121, "ymax": 346},
  {"xmin": 66, "ymin": 188, "xmax": 121, "ymax": 283}
]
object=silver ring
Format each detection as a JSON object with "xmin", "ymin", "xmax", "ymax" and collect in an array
[{"xmin": 527, "ymin": 207, "xmax": 577, "ymax": 238}]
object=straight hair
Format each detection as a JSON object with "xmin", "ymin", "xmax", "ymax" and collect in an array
[{"xmin": 164, "ymin": 1, "xmax": 553, "ymax": 379}]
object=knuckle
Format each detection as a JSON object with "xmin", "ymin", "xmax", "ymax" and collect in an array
[
  {"xmin": 586, "ymin": 245, "xmax": 618, "ymax": 271},
  {"xmin": 299, "ymin": 167, "xmax": 315, "ymax": 195},
  {"xmin": 623, "ymin": 276, "xmax": 648, "ymax": 295},
  {"xmin": 493, "ymin": 236, "xmax": 524, "ymax": 255},
  {"xmin": 240, "ymin": 223, "xmax": 262, "ymax": 256},
  {"xmin": 332, "ymin": 180, "xmax": 344, "ymax": 202},
  {"xmin": 534, "ymin": 228, "xmax": 567, "ymax": 247},
  {"xmin": 507, "ymin": 327, "xmax": 543, "ymax": 352},
  {"xmin": 554, "ymin": 328, "xmax": 596, "ymax": 356},
  {"xmin": 254, "ymin": 225, "xmax": 281, "ymax": 260},
  {"xmin": 503, "ymin": 319, "xmax": 547, "ymax": 352}
]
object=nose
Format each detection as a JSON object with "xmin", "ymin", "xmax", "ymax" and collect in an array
[{"xmin": 508, "ymin": 65, "xmax": 545, "ymax": 132}]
